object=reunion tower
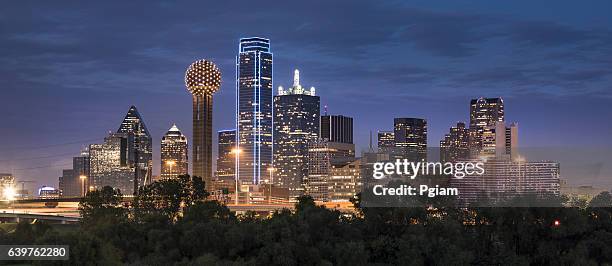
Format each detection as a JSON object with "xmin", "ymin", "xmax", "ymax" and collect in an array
[{"xmin": 184, "ymin": 59, "xmax": 221, "ymax": 189}]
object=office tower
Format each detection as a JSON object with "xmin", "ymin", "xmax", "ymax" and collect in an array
[
  {"xmin": 59, "ymin": 169, "xmax": 73, "ymax": 197},
  {"xmin": 450, "ymin": 159, "xmax": 560, "ymax": 205},
  {"xmin": 329, "ymin": 159, "xmax": 362, "ymax": 202},
  {"xmin": 440, "ymin": 122, "xmax": 470, "ymax": 162},
  {"xmin": 469, "ymin": 97, "xmax": 504, "ymax": 154},
  {"xmin": 304, "ymin": 140, "xmax": 355, "ymax": 201},
  {"xmin": 377, "ymin": 131, "xmax": 395, "ymax": 154},
  {"xmin": 236, "ymin": 37, "xmax": 273, "ymax": 185},
  {"xmin": 161, "ymin": 124, "xmax": 189, "ymax": 180},
  {"xmin": 89, "ymin": 133, "xmax": 135, "ymax": 195},
  {"xmin": 320, "ymin": 115, "xmax": 353, "ymax": 144},
  {"xmin": 481, "ymin": 121, "xmax": 518, "ymax": 158},
  {"xmin": 394, "ymin": 118, "xmax": 427, "ymax": 161},
  {"xmin": 216, "ymin": 129, "xmax": 236, "ymax": 180},
  {"xmin": 274, "ymin": 69, "xmax": 320, "ymax": 197},
  {"xmin": 72, "ymin": 149, "xmax": 90, "ymax": 195},
  {"xmin": 117, "ymin": 106, "xmax": 152, "ymax": 190},
  {"xmin": 185, "ymin": 59, "xmax": 222, "ymax": 189}
]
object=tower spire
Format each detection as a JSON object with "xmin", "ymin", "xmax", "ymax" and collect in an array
[{"xmin": 293, "ymin": 69, "xmax": 300, "ymax": 87}]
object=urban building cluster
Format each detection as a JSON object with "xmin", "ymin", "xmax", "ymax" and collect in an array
[{"xmin": 1, "ymin": 37, "xmax": 564, "ymax": 206}]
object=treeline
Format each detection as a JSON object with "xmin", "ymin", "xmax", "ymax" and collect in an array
[{"xmin": 1, "ymin": 175, "xmax": 612, "ymax": 265}]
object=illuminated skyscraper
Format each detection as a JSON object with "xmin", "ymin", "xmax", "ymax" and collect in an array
[
  {"xmin": 161, "ymin": 124, "xmax": 188, "ymax": 180},
  {"xmin": 117, "ymin": 105, "xmax": 152, "ymax": 188},
  {"xmin": 274, "ymin": 69, "xmax": 320, "ymax": 197},
  {"xmin": 320, "ymin": 115, "xmax": 353, "ymax": 144},
  {"xmin": 469, "ymin": 97, "xmax": 504, "ymax": 154},
  {"xmin": 394, "ymin": 118, "xmax": 427, "ymax": 161},
  {"xmin": 440, "ymin": 122, "xmax": 470, "ymax": 162},
  {"xmin": 185, "ymin": 60, "xmax": 222, "ymax": 189},
  {"xmin": 236, "ymin": 37, "xmax": 273, "ymax": 185},
  {"xmin": 216, "ymin": 129, "xmax": 236, "ymax": 180},
  {"xmin": 89, "ymin": 133, "xmax": 134, "ymax": 194}
]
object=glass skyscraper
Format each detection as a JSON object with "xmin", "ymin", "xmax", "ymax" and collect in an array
[
  {"xmin": 236, "ymin": 37, "xmax": 273, "ymax": 185},
  {"xmin": 216, "ymin": 129, "xmax": 236, "ymax": 180},
  {"xmin": 117, "ymin": 105, "xmax": 152, "ymax": 187}
]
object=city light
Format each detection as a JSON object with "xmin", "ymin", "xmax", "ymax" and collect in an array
[{"xmin": 3, "ymin": 186, "xmax": 16, "ymax": 200}]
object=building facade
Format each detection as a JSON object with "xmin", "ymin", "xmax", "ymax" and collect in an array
[
  {"xmin": 89, "ymin": 133, "xmax": 135, "ymax": 195},
  {"xmin": 320, "ymin": 115, "xmax": 353, "ymax": 144},
  {"xmin": 161, "ymin": 124, "xmax": 189, "ymax": 180},
  {"xmin": 469, "ymin": 97, "xmax": 504, "ymax": 155},
  {"xmin": 305, "ymin": 140, "xmax": 355, "ymax": 202},
  {"xmin": 117, "ymin": 105, "xmax": 152, "ymax": 188},
  {"xmin": 274, "ymin": 69, "xmax": 320, "ymax": 197},
  {"xmin": 440, "ymin": 122, "xmax": 470, "ymax": 162},
  {"xmin": 394, "ymin": 118, "xmax": 427, "ymax": 161},
  {"xmin": 377, "ymin": 131, "xmax": 395, "ymax": 154},
  {"xmin": 236, "ymin": 37, "xmax": 273, "ymax": 185},
  {"xmin": 216, "ymin": 129, "xmax": 236, "ymax": 180},
  {"xmin": 329, "ymin": 159, "xmax": 362, "ymax": 202}
]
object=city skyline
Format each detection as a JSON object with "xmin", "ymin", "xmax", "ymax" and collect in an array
[{"xmin": 2, "ymin": 1, "xmax": 612, "ymax": 189}]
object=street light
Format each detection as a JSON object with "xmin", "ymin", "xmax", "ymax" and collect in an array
[
  {"xmin": 79, "ymin": 175, "xmax": 87, "ymax": 197},
  {"xmin": 231, "ymin": 148, "xmax": 242, "ymax": 205}
]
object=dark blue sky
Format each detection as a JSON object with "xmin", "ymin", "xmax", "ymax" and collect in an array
[{"xmin": 1, "ymin": 1, "xmax": 612, "ymax": 188}]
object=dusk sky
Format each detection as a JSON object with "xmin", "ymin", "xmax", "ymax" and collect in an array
[{"xmin": 1, "ymin": 1, "xmax": 612, "ymax": 188}]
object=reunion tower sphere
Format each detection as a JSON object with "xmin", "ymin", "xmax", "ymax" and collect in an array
[{"xmin": 184, "ymin": 59, "xmax": 221, "ymax": 95}]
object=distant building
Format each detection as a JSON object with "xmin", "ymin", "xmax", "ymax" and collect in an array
[
  {"xmin": 305, "ymin": 140, "xmax": 355, "ymax": 201},
  {"xmin": 481, "ymin": 121, "xmax": 518, "ymax": 158},
  {"xmin": 320, "ymin": 115, "xmax": 353, "ymax": 144},
  {"xmin": 274, "ymin": 69, "xmax": 320, "ymax": 197},
  {"xmin": 329, "ymin": 159, "xmax": 362, "ymax": 202},
  {"xmin": 450, "ymin": 159, "xmax": 560, "ymax": 205},
  {"xmin": 117, "ymin": 105, "xmax": 152, "ymax": 188},
  {"xmin": 216, "ymin": 129, "xmax": 236, "ymax": 180},
  {"xmin": 440, "ymin": 122, "xmax": 470, "ymax": 162},
  {"xmin": 38, "ymin": 186, "xmax": 60, "ymax": 199},
  {"xmin": 89, "ymin": 133, "xmax": 135, "ymax": 195},
  {"xmin": 59, "ymin": 169, "xmax": 73, "ymax": 197},
  {"xmin": 377, "ymin": 131, "xmax": 395, "ymax": 154},
  {"xmin": 161, "ymin": 124, "xmax": 189, "ymax": 180},
  {"xmin": 469, "ymin": 97, "xmax": 504, "ymax": 155},
  {"xmin": 236, "ymin": 37, "xmax": 273, "ymax": 185},
  {"xmin": 394, "ymin": 118, "xmax": 427, "ymax": 161}
]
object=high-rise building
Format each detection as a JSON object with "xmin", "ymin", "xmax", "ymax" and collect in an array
[
  {"xmin": 185, "ymin": 59, "xmax": 222, "ymax": 190},
  {"xmin": 450, "ymin": 159, "xmax": 560, "ymax": 205},
  {"xmin": 377, "ymin": 131, "xmax": 395, "ymax": 154},
  {"xmin": 481, "ymin": 121, "xmax": 518, "ymax": 158},
  {"xmin": 161, "ymin": 124, "xmax": 188, "ymax": 180},
  {"xmin": 236, "ymin": 37, "xmax": 273, "ymax": 185},
  {"xmin": 274, "ymin": 69, "xmax": 320, "ymax": 197},
  {"xmin": 216, "ymin": 129, "xmax": 236, "ymax": 180},
  {"xmin": 89, "ymin": 133, "xmax": 135, "ymax": 195},
  {"xmin": 394, "ymin": 118, "xmax": 427, "ymax": 161},
  {"xmin": 304, "ymin": 140, "xmax": 355, "ymax": 201},
  {"xmin": 320, "ymin": 115, "xmax": 353, "ymax": 144},
  {"xmin": 469, "ymin": 97, "xmax": 504, "ymax": 154},
  {"xmin": 59, "ymin": 169, "xmax": 74, "ymax": 197},
  {"xmin": 117, "ymin": 106, "xmax": 152, "ymax": 188},
  {"xmin": 440, "ymin": 122, "xmax": 470, "ymax": 162}
]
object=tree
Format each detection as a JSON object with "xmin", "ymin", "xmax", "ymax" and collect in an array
[{"xmin": 78, "ymin": 186, "xmax": 126, "ymax": 227}]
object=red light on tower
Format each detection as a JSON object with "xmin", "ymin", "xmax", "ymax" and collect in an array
[{"xmin": 553, "ymin": 220, "xmax": 561, "ymax": 227}]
